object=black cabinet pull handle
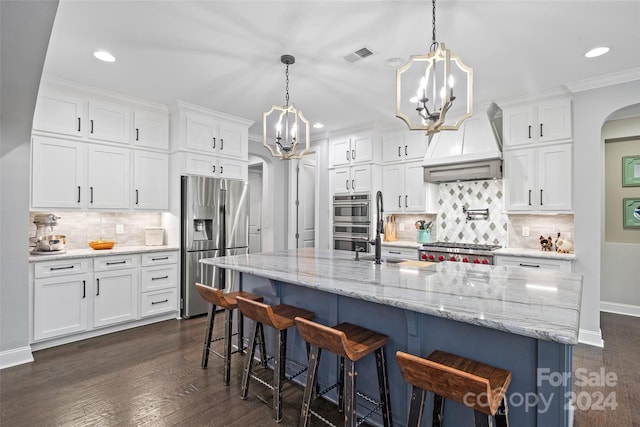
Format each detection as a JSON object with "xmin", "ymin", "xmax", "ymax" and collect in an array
[
  {"xmin": 346, "ymin": 179, "xmax": 349, "ymax": 190},
  {"xmin": 351, "ymin": 149, "xmax": 355, "ymax": 160},
  {"xmin": 50, "ymin": 265, "xmax": 74, "ymax": 271},
  {"xmin": 528, "ymin": 189, "xmax": 532, "ymax": 206},
  {"xmin": 135, "ymin": 189, "xmax": 139, "ymax": 205},
  {"xmin": 220, "ymin": 165, "xmax": 223, "ymax": 174},
  {"xmin": 106, "ymin": 260, "xmax": 127, "ymax": 265},
  {"xmin": 212, "ymin": 165, "xmax": 215, "ymax": 173},
  {"xmin": 151, "ymin": 299, "xmax": 169, "ymax": 305},
  {"xmin": 346, "ymin": 150, "xmax": 350, "ymax": 161},
  {"xmin": 397, "ymin": 146, "xmax": 401, "ymax": 157},
  {"xmin": 82, "ymin": 280, "xmax": 86, "ymax": 298},
  {"xmin": 405, "ymin": 195, "xmax": 408, "ymax": 207},
  {"xmin": 540, "ymin": 189, "xmax": 543, "ymax": 206},
  {"xmin": 151, "ymin": 276, "xmax": 169, "ymax": 281},
  {"xmin": 136, "ymin": 128, "xmax": 139, "ymax": 141},
  {"xmin": 540, "ymin": 123, "xmax": 543, "ymax": 138},
  {"xmin": 389, "ymin": 250, "xmax": 402, "ymax": 255},
  {"xmin": 90, "ymin": 187, "xmax": 94, "ymax": 204},
  {"xmin": 351, "ymin": 179, "xmax": 355, "ymax": 189},
  {"xmin": 212, "ymin": 137, "xmax": 216, "ymax": 149},
  {"xmin": 220, "ymin": 138, "xmax": 224, "ymax": 150},
  {"xmin": 398, "ymin": 195, "xmax": 401, "ymax": 208},
  {"xmin": 528, "ymin": 125, "xmax": 531, "ymax": 139},
  {"xmin": 519, "ymin": 263, "xmax": 540, "ymax": 268},
  {"xmin": 96, "ymin": 278, "xmax": 100, "ymax": 296},
  {"xmin": 90, "ymin": 119, "xmax": 94, "ymax": 134},
  {"xmin": 151, "ymin": 256, "xmax": 169, "ymax": 261},
  {"xmin": 77, "ymin": 117, "xmax": 81, "ymax": 132},
  {"xmin": 405, "ymin": 145, "xmax": 408, "ymax": 156},
  {"xmin": 77, "ymin": 186, "xmax": 81, "ymax": 203}
]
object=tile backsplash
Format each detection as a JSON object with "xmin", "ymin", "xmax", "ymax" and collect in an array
[
  {"xmin": 507, "ymin": 214, "xmax": 574, "ymax": 249},
  {"xmin": 29, "ymin": 211, "xmax": 163, "ymax": 250}
]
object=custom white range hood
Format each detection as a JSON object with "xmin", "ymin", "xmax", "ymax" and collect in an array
[{"xmin": 423, "ymin": 102, "xmax": 503, "ymax": 183}]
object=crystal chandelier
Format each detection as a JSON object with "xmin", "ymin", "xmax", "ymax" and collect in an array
[
  {"xmin": 396, "ymin": 0, "xmax": 473, "ymax": 134},
  {"xmin": 263, "ymin": 54, "xmax": 310, "ymax": 160}
]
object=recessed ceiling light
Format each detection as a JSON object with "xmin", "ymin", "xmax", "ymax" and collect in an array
[
  {"xmin": 584, "ymin": 47, "xmax": 610, "ymax": 58},
  {"xmin": 93, "ymin": 50, "xmax": 115, "ymax": 62},
  {"xmin": 385, "ymin": 57, "xmax": 404, "ymax": 68},
  {"xmin": 313, "ymin": 123, "xmax": 324, "ymax": 129}
]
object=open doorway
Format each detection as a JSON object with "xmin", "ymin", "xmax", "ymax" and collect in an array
[
  {"xmin": 289, "ymin": 153, "xmax": 317, "ymax": 249},
  {"xmin": 248, "ymin": 163, "xmax": 263, "ymax": 253}
]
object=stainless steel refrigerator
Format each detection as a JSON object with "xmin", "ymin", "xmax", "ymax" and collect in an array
[{"xmin": 180, "ymin": 175, "xmax": 249, "ymax": 318}]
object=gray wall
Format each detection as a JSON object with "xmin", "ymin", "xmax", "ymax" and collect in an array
[{"xmin": 0, "ymin": 1, "xmax": 58, "ymax": 363}]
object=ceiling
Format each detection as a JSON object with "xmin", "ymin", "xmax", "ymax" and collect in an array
[{"xmin": 42, "ymin": 0, "xmax": 640, "ymax": 138}]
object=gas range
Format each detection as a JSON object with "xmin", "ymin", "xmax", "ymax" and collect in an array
[{"xmin": 418, "ymin": 242, "xmax": 502, "ymax": 264}]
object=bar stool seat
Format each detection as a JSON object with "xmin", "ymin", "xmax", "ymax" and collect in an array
[
  {"xmin": 195, "ymin": 283, "xmax": 264, "ymax": 385},
  {"xmin": 295, "ymin": 317, "xmax": 392, "ymax": 427},
  {"xmin": 396, "ymin": 350, "xmax": 512, "ymax": 427},
  {"xmin": 235, "ymin": 296, "xmax": 315, "ymax": 423}
]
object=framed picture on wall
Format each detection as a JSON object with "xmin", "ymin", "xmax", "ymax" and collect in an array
[
  {"xmin": 622, "ymin": 155, "xmax": 640, "ymax": 187},
  {"xmin": 623, "ymin": 198, "xmax": 640, "ymax": 229}
]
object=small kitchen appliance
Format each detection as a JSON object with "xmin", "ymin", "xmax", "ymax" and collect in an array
[
  {"xmin": 31, "ymin": 214, "xmax": 66, "ymax": 253},
  {"xmin": 418, "ymin": 242, "xmax": 501, "ymax": 265}
]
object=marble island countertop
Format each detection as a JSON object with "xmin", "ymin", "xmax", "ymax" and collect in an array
[
  {"xmin": 28, "ymin": 245, "xmax": 179, "ymax": 262},
  {"xmin": 383, "ymin": 241, "xmax": 576, "ymax": 260},
  {"xmin": 202, "ymin": 248, "xmax": 583, "ymax": 345}
]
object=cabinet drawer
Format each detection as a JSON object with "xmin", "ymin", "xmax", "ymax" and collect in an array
[
  {"xmin": 94, "ymin": 254, "xmax": 138, "ymax": 271},
  {"xmin": 495, "ymin": 255, "xmax": 572, "ymax": 272},
  {"xmin": 140, "ymin": 288, "xmax": 177, "ymax": 318},
  {"xmin": 141, "ymin": 251, "xmax": 177, "ymax": 266},
  {"xmin": 141, "ymin": 265, "xmax": 177, "ymax": 292},
  {"xmin": 34, "ymin": 258, "xmax": 90, "ymax": 279},
  {"xmin": 381, "ymin": 246, "xmax": 418, "ymax": 259}
]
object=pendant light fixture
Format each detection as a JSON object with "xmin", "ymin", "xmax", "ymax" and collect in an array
[
  {"xmin": 263, "ymin": 54, "xmax": 310, "ymax": 160},
  {"xmin": 396, "ymin": 0, "xmax": 473, "ymax": 134}
]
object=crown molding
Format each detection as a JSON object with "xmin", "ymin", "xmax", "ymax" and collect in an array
[{"xmin": 565, "ymin": 68, "xmax": 640, "ymax": 93}]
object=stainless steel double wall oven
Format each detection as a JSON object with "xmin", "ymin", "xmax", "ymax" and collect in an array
[{"xmin": 332, "ymin": 193, "xmax": 371, "ymax": 252}]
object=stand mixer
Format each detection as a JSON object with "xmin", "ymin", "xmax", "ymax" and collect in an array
[{"xmin": 31, "ymin": 214, "xmax": 67, "ymax": 253}]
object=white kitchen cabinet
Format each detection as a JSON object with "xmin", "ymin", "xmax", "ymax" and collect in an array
[
  {"xmin": 504, "ymin": 143, "xmax": 572, "ymax": 212},
  {"xmin": 87, "ymin": 145, "xmax": 130, "ymax": 209},
  {"xmin": 140, "ymin": 251, "xmax": 178, "ymax": 318},
  {"xmin": 33, "ymin": 259, "xmax": 91, "ymax": 341},
  {"xmin": 31, "ymin": 136, "xmax": 85, "ymax": 209},
  {"xmin": 32, "ymin": 86, "xmax": 84, "ymax": 138},
  {"xmin": 184, "ymin": 153, "xmax": 248, "ymax": 181},
  {"xmin": 495, "ymin": 255, "xmax": 572, "ymax": 272},
  {"xmin": 330, "ymin": 165, "xmax": 373, "ymax": 194},
  {"xmin": 133, "ymin": 108, "xmax": 168, "ymax": 150},
  {"xmin": 503, "ymin": 97, "xmax": 572, "ymax": 147},
  {"xmin": 185, "ymin": 111, "xmax": 248, "ymax": 160},
  {"xmin": 382, "ymin": 161, "xmax": 438, "ymax": 213},
  {"xmin": 382, "ymin": 130, "xmax": 427, "ymax": 163},
  {"xmin": 133, "ymin": 151, "xmax": 168, "ymax": 210},
  {"xmin": 88, "ymin": 100, "xmax": 130, "ymax": 144},
  {"xmin": 218, "ymin": 122, "xmax": 248, "ymax": 159},
  {"xmin": 93, "ymin": 255, "xmax": 139, "ymax": 328},
  {"xmin": 381, "ymin": 246, "xmax": 418, "ymax": 259},
  {"xmin": 330, "ymin": 132, "xmax": 375, "ymax": 167}
]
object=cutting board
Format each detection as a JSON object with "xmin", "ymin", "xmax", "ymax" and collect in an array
[{"xmin": 398, "ymin": 260, "xmax": 435, "ymax": 268}]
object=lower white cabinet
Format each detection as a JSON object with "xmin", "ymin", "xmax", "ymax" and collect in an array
[
  {"xmin": 381, "ymin": 246, "xmax": 419, "ymax": 259},
  {"xmin": 31, "ymin": 250, "xmax": 178, "ymax": 346},
  {"xmin": 495, "ymin": 255, "xmax": 572, "ymax": 272}
]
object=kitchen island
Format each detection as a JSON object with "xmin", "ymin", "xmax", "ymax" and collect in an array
[{"xmin": 202, "ymin": 248, "xmax": 582, "ymax": 426}]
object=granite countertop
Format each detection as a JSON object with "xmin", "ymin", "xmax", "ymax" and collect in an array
[
  {"xmin": 29, "ymin": 245, "xmax": 179, "ymax": 262},
  {"xmin": 494, "ymin": 247, "xmax": 576, "ymax": 260},
  {"xmin": 381, "ymin": 240, "xmax": 420, "ymax": 249},
  {"xmin": 202, "ymin": 248, "xmax": 583, "ymax": 345}
]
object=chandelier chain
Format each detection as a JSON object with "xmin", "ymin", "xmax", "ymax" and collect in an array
[{"xmin": 285, "ymin": 64, "xmax": 290, "ymax": 107}]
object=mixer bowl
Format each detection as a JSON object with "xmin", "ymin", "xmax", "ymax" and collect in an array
[{"xmin": 34, "ymin": 235, "xmax": 67, "ymax": 251}]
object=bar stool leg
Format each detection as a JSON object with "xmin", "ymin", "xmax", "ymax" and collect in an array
[
  {"xmin": 241, "ymin": 320, "xmax": 259, "ymax": 400},
  {"xmin": 338, "ymin": 356, "xmax": 345, "ymax": 413},
  {"xmin": 494, "ymin": 397, "xmax": 509, "ymax": 427},
  {"xmin": 300, "ymin": 346, "xmax": 321, "ymax": 427},
  {"xmin": 343, "ymin": 358, "xmax": 357, "ymax": 427},
  {"xmin": 407, "ymin": 385, "xmax": 426, "ymax": 426},
  {"xmin": 223, "ymin": 308, "xmax": 233, "ymax": 385},
  {"xmin": 273, "ymin": 329, "xmax": 287, "ymax": 423},
  {"xmin": 432, "ymin": 394, "xmax": 445, "ymax": 427},
  {"xmin": 473, "ymin": 410, "xmax": 491, "ymax": 427},
  {"xmin": 375, "ymin": 347, "xmax": 392, "ymax": 427},
  {"xmin": 238, "ymin": 311, "xmax": 245, "ymax": 352},
  {"xmin": 201, "ymin": 304, "xmax": 217, "ymax": 368}
]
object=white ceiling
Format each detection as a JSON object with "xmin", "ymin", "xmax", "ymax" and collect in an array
[{"xmin": 42, "ymin": 0, "xmax": 640, "ymax": 137}]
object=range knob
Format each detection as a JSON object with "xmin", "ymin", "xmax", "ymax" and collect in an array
[
  {"xmin": 462, "ymin": 257, "xmax": 469, "ymax": 263},
  {"xmin": 473, "ymin": 259, "xmax": 480, "ymax": 264},
  {"xmin": 421, "ymin": 253, "xmax": 427, "ymax": 260},
  {"xmin": 438, "ymin": 255, "xmax": 445, "ymax": 261},
  {"xmin": 449, "ymin": 256, "xmax": 457, "ymax": 262},
  {"xmin": 482, "ymin": 259, "xmax": 489, "ymax": 264},
  {"xmin": 428, "ymin": 254, "xmax": 435, "ymax": 260}
]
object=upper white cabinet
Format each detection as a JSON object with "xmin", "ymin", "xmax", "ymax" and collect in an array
[
  {"xmin": 32, "ymin": 86, "xmax": 84, "ymax": 138},
  {"xmin": 330, "ymin": 132, "xmax": 376, "ymax": 167},
  {"xmin": 133, "ymin": 151, "xmax": 169, "ymax": 210},
  {"xmin": 382, "ymin": 161, "xmax": 438, "ymax": 213},
  {"xmin": 88, "ymin": 100, "xmax": 130, "ymax": 144},
  {"xmin": 133, "ymin": 108, "xmax": 168, "ymax": 150},
  {"xmin": 87, "ymin": 145, "xmax": 130, "ymax": 209},
  {"xmin": 382, "ymin": 130, "xmax": 427, "ymax": 163},
  {"xmin": 181, "ymin": 152, "xmax": 248, "ymax": 181},
  {"xmin": 503, "ymin": 143, "xmax": 573, "ymax": 212},
  {"xmin": 502, "ymin": 97, "xmax": 572, "ymax": 147},
  {"xmin": 330, "ymin": 164, "xmax": 375, "ymax": 195}
]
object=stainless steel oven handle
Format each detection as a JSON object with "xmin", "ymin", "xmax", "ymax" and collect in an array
[{"xmin": 333, "ymin": 202, "xmax": 370, "ymax": 206}]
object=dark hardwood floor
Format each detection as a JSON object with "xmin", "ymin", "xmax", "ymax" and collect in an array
[{"xmin": 1, "ymin": 312, "xmax": 637, "ymax": 426}]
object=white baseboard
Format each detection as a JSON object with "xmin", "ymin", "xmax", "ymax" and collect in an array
[
  {"xmin": 578, "ymin": 328, "xmax": 604, "ymax": 348},
  {"xmin": 0, "ymin": 346, "xmax": 34, "ymax": 370},
  {"xmin": 600, "ymin": 301, "xmax": 640, "ymax": 318}
]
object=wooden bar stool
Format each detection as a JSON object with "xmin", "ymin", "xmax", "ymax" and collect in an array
[
  {"xmin": 195, "ymin": 283, "xmax": 264, "ymax": 385},
  {"xmin": 294, "ymin": 317, "xmax": 392, "ymax": 427},
  {"xmin": 396, "ymin": 350, "xmax": 512, "ymax": 427},
  {"xmin": 235, "ymin": 296, "xmax": 315, "ymax": 423}
]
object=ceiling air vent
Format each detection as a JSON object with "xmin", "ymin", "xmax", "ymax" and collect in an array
[{"xmin": 344, "ymin": 47, "xmax": 374, "ymax": 63}]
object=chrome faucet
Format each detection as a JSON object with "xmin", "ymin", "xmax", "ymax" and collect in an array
[{"xmin": 371, "ymin": 190, "xmax": 384, "ymax": 264}]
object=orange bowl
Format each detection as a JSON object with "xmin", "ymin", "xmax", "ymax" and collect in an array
[{"xmin": 89, "ymin": 240, "xmax": 115, "ymax": 250}]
